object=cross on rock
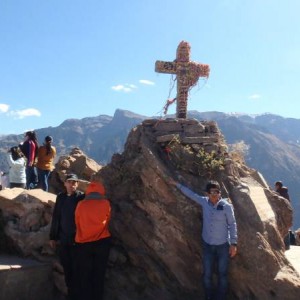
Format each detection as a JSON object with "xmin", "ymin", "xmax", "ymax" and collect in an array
[{"xmin": 155, "ymin": 41, "xmax": 210, "ymax": 118}]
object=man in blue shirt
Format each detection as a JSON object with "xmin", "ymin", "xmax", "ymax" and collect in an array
[{"xmin": 173, "ymin": 179, "xmax": 237, "ymax": 300}]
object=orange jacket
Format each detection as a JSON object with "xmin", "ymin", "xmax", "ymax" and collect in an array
[
  {"xmin": 75, "ymin": 182, "xmax": 111, "ymax": 243},
  {"xmin": 36, "ymin": 145, "xmax": 56, "ymax": 171}
]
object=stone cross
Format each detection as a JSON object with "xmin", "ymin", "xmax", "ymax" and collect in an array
[{"xmin": 155, "ymin": 41, "xmax": 210, "ymax": 118}]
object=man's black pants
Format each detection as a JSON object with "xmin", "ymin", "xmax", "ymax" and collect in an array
[
  {"xmin": 73, "ymin": 237, "xmax": 111, "ymax": 300},
  {"xmin": 59, "ymin": 244, "xmax": 76, "ymax": 300}
]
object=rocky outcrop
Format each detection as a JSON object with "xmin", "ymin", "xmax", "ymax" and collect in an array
[
  {"xmin": 2, "ymin": 109, "xmax": 300, "ymax": 228},
  {"xmin": 98, "ymin": 118, "xmax": 300, "ymax": 300},
  {"xmin": 0, "ymin": 188, "xmax": 62, "ymax": 299},
  {"xmin": 0, "ymin": 188, "xmax": 55, "ymax": 257},
  {"xmin": 0, "ymin": 119, "xmax": 299, "ymax": 300},
  {"xmin": 0, "ymin": 148, "xmax": 101, "ymax": 257},
  {"xmin": 0, "ymin": 148, "xmax": 101, "ymax": 299},
  {"xmin": 0, "ymin": 255, "xmax": 57, "ymax": 300},
  {"xmin": 49, "ymin": 147, "xmax": 102, "ymax": 194}
]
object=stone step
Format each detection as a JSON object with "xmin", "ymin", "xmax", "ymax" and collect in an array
[
  {"xmin": 0, "ymin": 254, "xmax": 57, "ymax": 300},
  {"xmin": 285, "ymin": 245, "xmax": 300, "ymax": 275},
  {"xmin": 246, "ymin": 183, "xmax": 276, "ymax": 224}
]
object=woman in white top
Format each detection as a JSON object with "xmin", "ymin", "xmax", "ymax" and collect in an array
[{"xmin": 7, "ymin": 146, "xmax": 26, "ymax": 189}]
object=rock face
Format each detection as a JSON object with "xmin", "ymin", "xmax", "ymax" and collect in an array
[
  {"xmin": 0, "ymin": 189, "xmax": 60, "ymax": 299},
  {"xmin": 0, "ymin": 119, "xmax": 299, "ymax": 300},
  {"xmin": 0, "ymin": 188, "xmax": 55, "ymax": 257},
  {"xmin": 49, "ymin": 147, "xmax": 102, "ymax": 194},
  {"xmin": 98, "ymin": 118, "xmax": 300, "ymax": 300},
  {"xmin": 0, "ymin": 255, "xmax": 57, "ymax": 300},
  {"xmin": 0, "ymin": 149, "xmax": 101, "ymax": 299},
  {"xmin": 0, "ymin": 148, "xmax": 101, "ymax": 257}
]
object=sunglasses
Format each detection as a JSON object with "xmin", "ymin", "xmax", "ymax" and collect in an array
[{"xmin": 209, "ymin": 190, "xmax": 220, "ymax": 195}]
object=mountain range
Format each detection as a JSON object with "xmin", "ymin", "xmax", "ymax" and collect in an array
[{"xmin": 0, "ymin": 109, "xmax": 299, "ymax": 227}]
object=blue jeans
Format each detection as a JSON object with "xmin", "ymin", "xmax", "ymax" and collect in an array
[
  {"xmin": 202, "ymin": 241, "xmax": 230, "ymax": 300},
  {"xmin": 26, "ymin": 166, "xmax": 38, "ymax": 189},
  {"xmin": 37, "ymin": 169, "xmax": 51, "ymax": 192}
]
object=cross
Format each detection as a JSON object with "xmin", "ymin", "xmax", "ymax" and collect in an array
[{"xmin": 155, "ymin": 41, "xmax": 210, "ymax": 118}]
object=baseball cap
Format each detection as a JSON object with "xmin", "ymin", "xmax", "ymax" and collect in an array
[{"xmin": 65, "ymin": 174, "xmax": 79, "ymax": 182}]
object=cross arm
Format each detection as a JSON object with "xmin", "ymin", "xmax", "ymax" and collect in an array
[{"xmin": 155, "ymin": 60, "xmax": 177, "ymax": 74}]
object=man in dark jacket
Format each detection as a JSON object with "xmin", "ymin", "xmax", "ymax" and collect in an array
[
  {"xmin": 275, "ymin": 181, "xmax": 290, "ymax": 201},
  {"xmin": 49, "ymin": 174, "xmax": 85, "ymax": 300},
  {"xmin": 275, "ymin": 181, "xmax": 291, "ymax": 250}
]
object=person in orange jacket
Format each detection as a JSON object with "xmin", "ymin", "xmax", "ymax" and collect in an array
[
  {"xmin": 73, "ymin": 180, "xmax": 111, "ymax": 300},
  {"xmin": 36, "ymin": 135, "xmax": 56, "ymax": 191}
]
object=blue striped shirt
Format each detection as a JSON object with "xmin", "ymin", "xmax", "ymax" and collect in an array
[{"xmin": 177, "ymin": 183, "xmax": 237, "ymax": 245}]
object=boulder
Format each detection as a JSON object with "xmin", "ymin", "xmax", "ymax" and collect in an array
[
  {"xmin": 0, "ymin": 188, "xmax": 55, "ymax": 256},
  {"xmin": 97, "ymin": 119, "xmax": 300, "ymax": 300},
  {"xmin": 0, "ymin": 148, "xmax": 102, "ymax": 299},
  {"xmin": 49, "ymin": 147, "xmax": 102, "ymax": 194},
  {"xmin": 0, "ymin": 255, "xmax": 57, "ymax": 300}
]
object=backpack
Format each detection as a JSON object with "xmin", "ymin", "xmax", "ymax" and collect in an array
[{"xmin": 75, "ymin": 181, "xmax": 111, "ymax": 243}]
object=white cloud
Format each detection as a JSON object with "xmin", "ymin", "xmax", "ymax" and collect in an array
[
  {"xmin": 0, "ymin": 103, "xmax": 9, "ymax": 113},
  {"xmin": 8, "ymin": 108, "xmax": 41, "ymax": 119},
  {"xmin": 248, "ymin": 94, "xmax": 261, "ymax": 100},
  {"xmin": 111, "ymin": 84, "xmax": 137, "ymax": 93},
  {"xmin": 139, "ymin": 79, "xmax": 155, "ymax": 86}
]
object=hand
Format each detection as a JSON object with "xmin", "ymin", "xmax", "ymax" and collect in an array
[
  {"xmin": 49, "ymin": 240, "xmax": 57, "ymax": 249},
  {"xmin": 229, "ymin": 245, "xmax": 237, "ymax": 258},
  {"xmin": 167, "ymin": 177, "xmax": 177, "ymax": 186}
]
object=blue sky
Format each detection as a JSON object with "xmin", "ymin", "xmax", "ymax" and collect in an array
[{"xmin": 1, "ymin": 0, "xmax": 300, "ymax": 134}]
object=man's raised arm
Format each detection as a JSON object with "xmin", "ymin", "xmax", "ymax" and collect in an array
[{"xmin": 168, "ymin": 178, "xmax": 206, "ymax": 206}]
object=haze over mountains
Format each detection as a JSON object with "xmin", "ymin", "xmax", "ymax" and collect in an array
[{"xmin": 0, "ymin": 109, "xmax": 299, "ymax": 227}]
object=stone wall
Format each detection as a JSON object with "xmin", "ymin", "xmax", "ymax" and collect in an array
[{"xmin": 143, "ymin": 118, "xmax": 227, "ymax": 154}]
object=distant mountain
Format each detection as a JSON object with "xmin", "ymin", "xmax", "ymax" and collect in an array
[
  {"xmin": 0, "ymin": 109, "xmax": 299, "ymax": 227},
  {"xmin": 0, "ymin": 109, "xmax": 145, "ymax": 168}
]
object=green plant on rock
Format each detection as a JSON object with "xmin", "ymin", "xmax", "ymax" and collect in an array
[
  {"xmin": 164, "ymin": 135, "xmax": 184, "ymax": 169},
  {"xmin": 194, "ymin": 148, "xmax": 225, "ymax": 178},
  {"xmin": 165, "ymin": 137, "xmax": 225, "ymax": 178}
]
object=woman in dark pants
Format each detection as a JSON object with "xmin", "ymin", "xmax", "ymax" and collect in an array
[{"xmin": 19, "ymin": 131, "xmax": 39, "ymax": 189}]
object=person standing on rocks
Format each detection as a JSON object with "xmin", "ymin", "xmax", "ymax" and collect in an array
[
  {"xmin": 6, "ymin": 146, "xmax": 26, "ymax": 189},
  {"xmin": 73, "ymin": 180, "xmax": 111, "ymax": 300},
  {"xmin": 49, "ymin": 173, "xmax": 85, "ymax": 300},
  {"xmin": 169, "ymin": 179, "xmax": 237, "ymax": 300},
  {"xmin": 19, "ymin": 130, "xmax": 39, "ymax": 189},
  {"xmin": 274, "ymin": 180, "xmax": 292, "ymax": 249},
  {"xmin": 36, "ymin": 135, "xmax": 56, "ymax": 192},
  {"xmin": 274, "ymin": 181, "xmax": 290, "ymax": 201}
]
